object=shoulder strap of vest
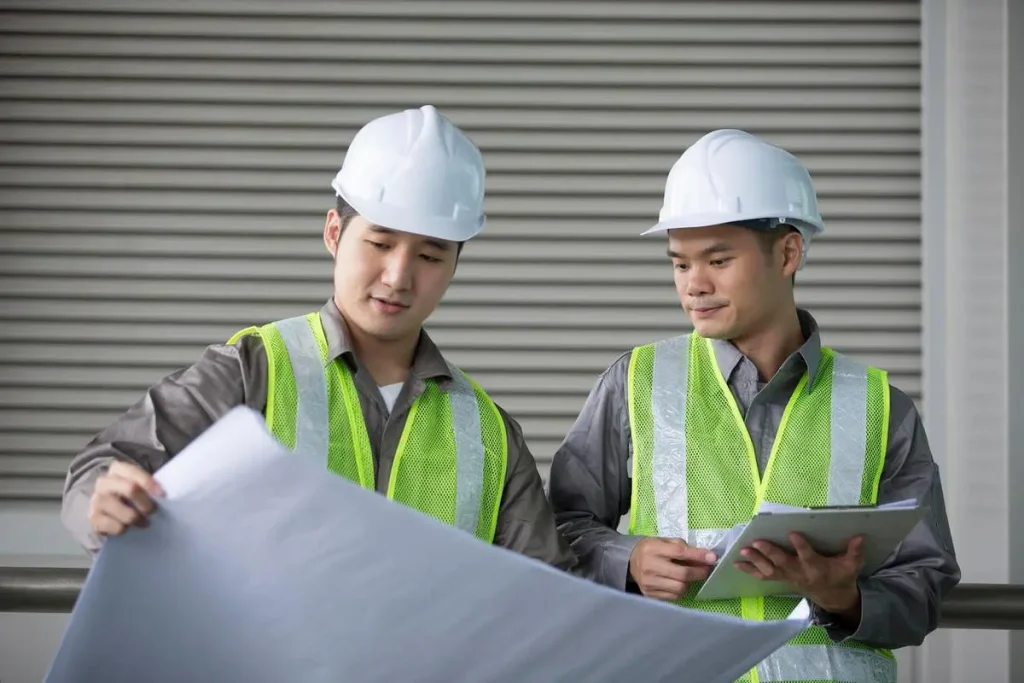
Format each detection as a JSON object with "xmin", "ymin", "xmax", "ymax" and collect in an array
[
  {"xmin": 627, "ymin": 334, "xmax": 692, "ymax": 400},
  {"xmin": 227, "ymin": 324, "xmax": 261, "ymax": 345},
  {"xmin": 443, "ymin": 362, "xmax": 508, "ymax": 447},
  {"xmin": 431, "ymin": 360, "xmax": 509, "ymax": 542},
  {"xmin": 442, "ymin": 362, "xmax": 502, "ymax": 417},
  {"xmin": 821, "ymin": 345, "xmax": 892, "ymax": 503},
  {"xmin": 821, "ymin": 346, "xmax": 890, "ymax": 396},
  {"xmin": 631, "ymin": 333, "xmax": 692, "ymax": 354},
  {"xmin": 628, "ymin": 333, "xmax": 692, "ymax": 365},
  {"xmin": 821, "ymin": 345, "xmax": 887, "ymax": 373},
  {"xmin": 224, "ymin": 313, "xmax": 325, "ymax": 448}
]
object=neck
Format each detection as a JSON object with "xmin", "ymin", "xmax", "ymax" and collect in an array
[
  {"xmin": 729, "ymin": 307, "xmax": 804, "ymax": 382},
  {"xmin": 335, "ymin": 298, "xmax": 417, "ymax": 387}
]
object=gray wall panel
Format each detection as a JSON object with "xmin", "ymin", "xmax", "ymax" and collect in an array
[{"xmin": 0, "ymin": 0, "xmax": 922, "ymax": 499}]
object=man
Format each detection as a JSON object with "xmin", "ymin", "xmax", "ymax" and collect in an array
[
  {"xmin": 62, "ymin": 105, "xmax": 575, "ymax": 572},
  {"xmin": 549, "ymin": 129, "xmax": 959, "ymax": 681}
]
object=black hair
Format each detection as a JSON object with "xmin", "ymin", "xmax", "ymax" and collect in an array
[
  {"xmin": 733, "ymin": 219, "xmax": 798, "ymax": 285},
  {"xmin": 731, "ymin": 219, "xmax": 797, "ymax": 251},
  {"xmin": 335, "ymin": 196, "xmax": 464, "ymax": 256},
  {"xmin": 336, "ymin": 196, "xmax": 361, "ymax": 231}
]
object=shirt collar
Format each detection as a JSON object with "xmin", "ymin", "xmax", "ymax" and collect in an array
[
  {"xmin": 318, "ymin": 299, "xmax": 453, "ymax": 383},
  {"xmin": 708, "ymin": 308, "xmax": 823, "ymax": 388}
]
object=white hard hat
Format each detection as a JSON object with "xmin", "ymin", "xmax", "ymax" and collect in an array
[
  {"xmin": 331, "ymin": 105, "xmax": 486, "ymax": 242},
  {"xmin": 644, "ymin": 129, "xmax": 824, "ymax": 241}
]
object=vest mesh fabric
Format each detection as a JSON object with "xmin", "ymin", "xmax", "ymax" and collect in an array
[
  {"xmin": 229, "ymin": 312, "xmax": 507, "ymax": 543},
  {"xmin": 389, "ymin": 376, "xmax": 507, "ymax": 540},
  {"xmin": 628, "ymin": 333, "xmax": 894, "ymax": 683}
]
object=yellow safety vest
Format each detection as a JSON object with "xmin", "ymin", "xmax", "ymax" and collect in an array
[
  {"xmin": 627, "ymin": 333, "xmax": 895, "ymax": 683},
  {"xmin": 229, "ymin": 312, "xmax": 508, "ymax": 542}
]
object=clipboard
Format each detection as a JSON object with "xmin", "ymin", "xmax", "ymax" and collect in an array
[{"xmin": 695, "ymin": 503, "xmax": 927, "ymax": 601}]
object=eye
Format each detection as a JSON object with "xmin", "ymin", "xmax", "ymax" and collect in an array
[
  {"xmin": 711, "ymin": 257, "xmax": 732, "ymax": 267},
  {"xmin": 420, "ymin": 254, "xmax": 443, "ymax": 264},
  {"xmin": 366, "ymin": 240, "xmax": 389, "ymax": 251},
  {"xmin": 674, "ymin": 262, "xmax": 689, "ymax": 271}
]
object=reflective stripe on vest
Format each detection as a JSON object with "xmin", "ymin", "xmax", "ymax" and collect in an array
[
  {"xmin": 627, "ymin": 333, "xmax": 893, "ymax": 683},
  {"xmin": 230, "ymin": 313, "xmax": 508, "ymax": 542},
  {"xmin": 274, "ymin": 315, "xmax": 330, "ymax": 464},
  {"xmin": 756, "ymin": 645, "xmax": 897, "ymax": 682},
  {"xmin": 444, "ymin": 359, "xmax": 490, "ymax": 534}
]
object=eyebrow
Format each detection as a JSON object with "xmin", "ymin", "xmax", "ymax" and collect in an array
[
  {"xmin": 666, "ymin": 242, "xmax": 733, "ymax": 260},
  {"xmin": 369, "ymin": 225, "xmax": 452, "ymax": 252}
]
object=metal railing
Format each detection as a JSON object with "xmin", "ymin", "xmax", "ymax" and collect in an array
[{"xmin": 1, "ymin": 566, "xmax": 1022, "ymax": 630}]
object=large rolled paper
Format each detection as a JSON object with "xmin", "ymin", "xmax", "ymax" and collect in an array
[{"xmin": 46, "ymin": 407, "xmax": 810, "ymax": 683}]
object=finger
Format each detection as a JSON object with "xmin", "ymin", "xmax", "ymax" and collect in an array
[
  {"xmin": 645, "ymin": 589, "xmax": 687, "ymax": 602},
  {"xmin": 844, "ymin": 536, "xmax": 866, "ymax": 571},
  {"xmin": 642, "ymin": 575, "xmax": 689, "ymax": 597},
  {"xmin": 677, "ymin": 564, "xmax": 713, "ymax": 582},
  {"xmin": 643, "ymin": 558, "xmax": 691, "ymax": 584},
  {"xmin": 789, "ymin": 533, "xmax": 818, "ymax": 563},
  {"xmin": 90, "ymin": 503, "xmax": 148, "ymax": 536},
  {"xmin": 661, "ymin": 539, "xmax": 718, "ymax": 565},
  {"xmin": 754, "ymin": 541, "xmax": 795, "ymax": 568},
  {"xmin": 734, "ymin": 561, "xmax": 767, "ymax": 580},
  {"xmin": 846, "ymin": 535, "xmax": 865, "ymax": 559},
  {"xmin": 643, "ymin": 565, "xmax": 708, "ymax": 589},
  {"xmin": 91, "ymin": 512, "xmax": 129, "ymax": 537},
  {"xmin": 108, "ymin": 461, "xmax": 165, "ymax": 498},
  {"xmin": 96, "ymin": 475, "xmax": 158, "ymax": 516},
  {"xmin": 740, "ymin": 548, "xmax": 777, "ymax": 578},
  {"xmin": 94, "ymin": 494, "xmax": 148, "ymax": 528}
]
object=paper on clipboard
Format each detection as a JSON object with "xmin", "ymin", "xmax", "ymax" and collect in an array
[{"xmin": 696, "ymin": 499, "xmax": 927, "ymax": 601}]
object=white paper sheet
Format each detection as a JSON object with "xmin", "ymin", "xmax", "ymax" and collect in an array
[{"xmin": 46, "ymin": 407, "xmax": 810, "ymax": 683}]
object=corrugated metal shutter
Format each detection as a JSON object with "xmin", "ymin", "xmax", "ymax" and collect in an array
[{"xmin": 0, "ymin": 1, "xmax": 922, "ymax": 500}]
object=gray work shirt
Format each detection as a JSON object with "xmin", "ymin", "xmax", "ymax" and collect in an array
[
  {"xmin": 62, "ymin": 299, "xmax": 577, "ymax": 572},
  {"xmin": 548, "ymin": 309, "xmax": 960, "ymax": 648}
]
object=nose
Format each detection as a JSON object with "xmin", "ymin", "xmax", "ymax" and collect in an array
[
  {"xmin": 684, "ymin": 263, "xmax": 714, "ymax": 298},
  {"xmin": 380, "ymin": 248, "xmax": 414, "ymax": 292}
]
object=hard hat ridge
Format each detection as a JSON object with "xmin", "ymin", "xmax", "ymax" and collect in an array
[
  {"xmin": 644, "ymin": 128, "xmax": 824, "ymax": 239},
  {"xmin": 331, "ymin": 105, "xmax": 487, "ymax": 243},
  {"xmin": 643, "ymin": 128, "xmax": 824, "ymax": 268}
]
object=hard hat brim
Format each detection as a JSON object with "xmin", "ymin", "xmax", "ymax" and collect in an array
[
  {"xmin": 333, "ymin": 181, "xmax": 485, "ymax": 243},
  {"xmin": 642, "ymin": 212, "xmax": 824, "ymax": 237}
]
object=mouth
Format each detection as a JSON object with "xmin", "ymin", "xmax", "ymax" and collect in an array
[
  {"xmin": 690, "ymin": 304, "xmax": 725, "ymax": 319},
  {"xmin": 370, "ymin": 297, "xmax": 410, "ymax": 315}
]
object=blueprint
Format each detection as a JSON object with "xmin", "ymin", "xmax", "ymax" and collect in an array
[{"xmin": 46, "ymin": 407, "xmax": 810, "ymax": 683}]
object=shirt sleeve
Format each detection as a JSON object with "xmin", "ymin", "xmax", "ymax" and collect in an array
[
  {"xmin": 60, "ymin": 336, "xmax": 268, "ymax": 554},
  {"xmin": 812, "ymin": 387, "xmax": 962, "ymax": 648},
  {"xmin": 548, "ymin": 353, "xmax": 645, "ymax": 589},
  {"xmin": 490, "ymin": 406, "xmax": 578, "ymax": 571}
]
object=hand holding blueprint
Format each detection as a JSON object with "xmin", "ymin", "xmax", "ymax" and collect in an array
[{"xmin": 47, "ymin": 407, "xmax": 811, "ymax": 683}]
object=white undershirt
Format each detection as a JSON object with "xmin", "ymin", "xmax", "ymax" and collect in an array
[{"xmin": 378, "ymin": 382, "xmax": 403, "ymax": 414}]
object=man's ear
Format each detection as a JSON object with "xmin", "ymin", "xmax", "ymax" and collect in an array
[
  {"xmin": 778, "ymin": 231, "xmax": 804, "ymax": 279},
  {"xmin": 323, "ymin": 210, "xmax": 342, "ymax": 258}
]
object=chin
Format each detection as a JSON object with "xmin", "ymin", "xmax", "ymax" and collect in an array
[
  {"xmin": 692, "ymin": 320, "xmax": 733, "ymax": 340},
  {"xmin": 368, "ymin": 315, "xmax": 424, "ymax": 341}
]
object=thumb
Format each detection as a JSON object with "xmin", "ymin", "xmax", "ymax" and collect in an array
[{"xmin": 846, "ymin": 536, "xmax": 865, "ymax": 563}]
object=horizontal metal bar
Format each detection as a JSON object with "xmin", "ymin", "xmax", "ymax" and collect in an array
[
  {"xmin": 0, "ymin": 566, "xmax": 84, "ymax": 614},
  {"xmin": 935, "ymin": 583, "xmax": 1024, "ymax": 630},
  {"xmin": 1, "ymin": 566, "xmax": 1023, "ymax": 630}
]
